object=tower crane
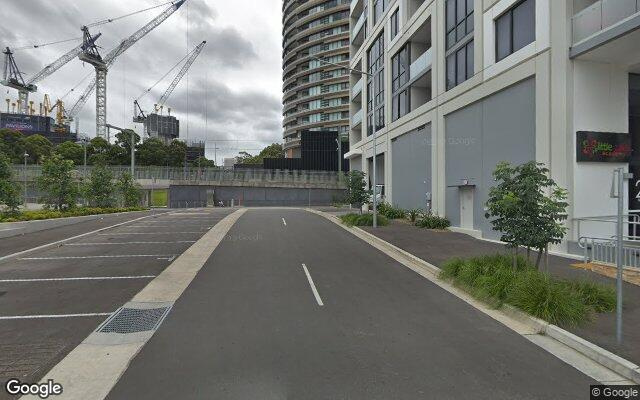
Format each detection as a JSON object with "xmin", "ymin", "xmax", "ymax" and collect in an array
[
  {"xmin": 66, "ymin": 0, "xmax": 187, "ymax": 139},
  {"xmin": 133, "ymin": 40, "xmax": 206, "ymax": 134},
  {"xmin": 1, "ymin": 33, "xmax": 102, "ymax": 115}
]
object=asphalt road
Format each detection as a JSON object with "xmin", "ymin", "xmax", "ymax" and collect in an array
[
  {"xmin": 106, "ymin": 209, "xmax": 595, "ymax": 400},
  {"xmin": 0, "ymin": 208, "xmax": 233, "ymax": 400}
]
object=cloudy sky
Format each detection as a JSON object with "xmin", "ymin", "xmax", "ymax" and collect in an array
[{"xmin": 1, "ymin": 0, "xmax": 283, "ymax": 161}]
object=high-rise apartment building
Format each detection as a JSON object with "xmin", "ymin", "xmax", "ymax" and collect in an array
[
  {"xmin": 346, "ymin": 0, "xmax": 640, "ymax": 254},
  {"xmin": 282, "ymin": 0, "xmax": 352, "ymax": 158}
]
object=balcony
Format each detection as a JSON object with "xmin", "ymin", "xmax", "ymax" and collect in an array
[
  {"xmin": 571, "ymin": 0, "xmax": 640, "ymax": 60},
  {"xmin": 351, "ymin": 109, "xmax": 363, "ymax": 128},
  {"xmin": 409, "ymin": 48, "xmax": 433, "ymax": 81},
  {"xmin": 351, "ymin": 77, "xmax": 363, "ymax": 101},
  {"xmin": 351, "ymin": 12, "xmax": 366, "ymax": 46}
]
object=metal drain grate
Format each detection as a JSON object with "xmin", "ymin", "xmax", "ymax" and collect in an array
[{"xmin": 98, "ymin": 306, "xmax": 171, "ymax": 334}]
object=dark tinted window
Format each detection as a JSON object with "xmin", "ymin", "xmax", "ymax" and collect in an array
[{"xmin": 495, "ymin": 0, "xmax": 535, "ymax": 62}]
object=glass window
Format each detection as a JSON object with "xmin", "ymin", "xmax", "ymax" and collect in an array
[
  {"xmin": 495, "ymin": 0, "xmax": 535, "ymax": 62},
  {"xmin": 367, "ymin": 32, "xmax": 385, "ymax": 136},
  {"xmin": 390, "ymin": 9, "xmax": 399, "ymax": 40},
  {"xmin": 391, "ymin": 44, "xmax": 410, "ymax": 121},
  {"xmin": 513, "ymin": 0, "xmax": 535, "ymax": 52},
  {"xmin": 446, "ymin": 54, "xmax": 456, "ymax": 90},
  {"xmin": 466, "ymin": 40, "xmax": 474, "ymax": 78},
  {"xmin": 456, "ymin": 47, "xmax": 466, "ymax": 85}
]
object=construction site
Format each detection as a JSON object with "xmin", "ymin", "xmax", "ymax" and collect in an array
[{"xmin": 1, "ymin": 0, "xmax": 203, "ymax": 148}]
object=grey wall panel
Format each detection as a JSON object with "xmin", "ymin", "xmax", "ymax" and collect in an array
[
  {"xmin": 169, "ymin": 185, "xmax": 345, "ymax": 207},
  {"xmin": 445, "ymin": 78, "xmax": 536, "ymax": 238},
  {"xmin": 391, "ymin": 124, "xmax": 431, "ymax": 210},
  {"xmin": 350, "ymin": 157, "xmax": 362, "ymax": 172}
]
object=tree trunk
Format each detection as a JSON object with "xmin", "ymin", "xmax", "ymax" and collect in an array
[{"xmin": 535, "ymin": 247, "xmax": 543, "ymax": 270}]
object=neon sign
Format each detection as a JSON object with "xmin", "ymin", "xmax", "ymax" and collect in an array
[{"xmin": 576, "ymin": 131, "xmax": 631, "ymax": 163}]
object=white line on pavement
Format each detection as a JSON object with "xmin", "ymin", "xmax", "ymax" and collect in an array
[
  {"xmin": 0, "ymin": 312, "xmax": 113, "ymax": 320},
  {"xmin": 20, "ymin": 255, "xmax": 176, "ymax": 260},
  {"xmin": 0, "ymin": 276, "xmax": 156, "ymax": 283},
  {"xmin": 65, "ymin": 241, "xmax": 196, "ymax": 246},
  {"xmin": 301, "ymin": 263, "xmax": 324, "ymax": 306},
  {"xmin": 282, "ymin": 218, "xmax": 287, "ymax": 226},
  {"xmin": 97, "ymin": 232, "xmax": 202, "ymax": 235},
  {"xmin": 0, "ymin": 212, "xmax": 170, "ymax": 263}
]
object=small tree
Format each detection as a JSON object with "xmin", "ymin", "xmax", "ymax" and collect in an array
[
  {"xmin": 84, "ymin": 163, "xmax": 116, "ymax": 208},
  {"xmin": 37, "ymin": 154, "xmax": 79, "ymax": 211},
  {"xmin": 117, "ymin": 172, "xmax": 142, "ymax": 208},
  {"xmin": 345, "ymin": 170, "xmax": 369, "ymax": 213},
  {"xmin": 0, "ymin": 153, "xmax": 22, "ymax": 213},
  {"xmin": 485, "ymin": 161, "xmax": 568, "ymax": 269}
]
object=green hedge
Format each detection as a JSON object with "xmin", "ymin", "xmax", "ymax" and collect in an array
[
  {"xmin": 439, "ymin": 254, "xmax": 615, "ymax": 326},
  {"xmin": 377, "ymin": 202, "xmax": 406, "ymax": 219},
  {"xmin": 415, "ymin": 215, "xmax": 451, "ymax": 229},
  {"xmin": 0, "ymin": 207, "xmax": 148, "ymax": 223},
  {"xmin": 340, "ymin": 213, "xmax": 389, "ymax": 227}
]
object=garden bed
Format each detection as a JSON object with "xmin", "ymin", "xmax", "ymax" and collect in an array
[{"xmin": 0, "ymin": 207, "xmax": 148, "ymax": 223}]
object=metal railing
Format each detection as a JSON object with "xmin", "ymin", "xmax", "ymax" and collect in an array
[
  {"xmin": 572, "ymin": 0, "xmax": 640, "ymax": 43},
  {"xmin": 579, "ymin": 236, "xmax": 640, "ymax": 270},
  {"xmin": 11, "ymin": 165, "xmax": 348, "ymax": 187},
  {"xmin": 575, "ymin": 212, "xmax": 640, "ymax": 270}
]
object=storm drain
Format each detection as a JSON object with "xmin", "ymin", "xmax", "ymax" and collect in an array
[{"xmin": 97, "ymin": 306, "xmax": 172, "ymax": 334}]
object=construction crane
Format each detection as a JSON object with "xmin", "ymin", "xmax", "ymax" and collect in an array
[
  {"xmin": 133, "ymin": 40, "xmax": 206, "ymax": 134},
  {"xmin": 66, "ymin": 0, "xmax": 188, "ymax": 139},
  {"xmin": 1, "ymin": 33, "xmax": 102, "ymax": 115}
]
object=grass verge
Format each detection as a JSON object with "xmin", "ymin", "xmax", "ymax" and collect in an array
[
  {"xmin": 439, "ymin": 254, "xmax": 616, "ymax": 326},
  {"xmin": 0, "ymin": 207, "xmax": 148, "ymax": 223},
  {"xmin": 340, "ymin": 213, "xmax": 389, "ymax": 227}
]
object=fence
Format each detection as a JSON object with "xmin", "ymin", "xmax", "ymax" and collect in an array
[
  {"xmin": 11, "ymin": 165, "xmax": 348, "ymax": 187},
  {"xmin": 575, "ymin": 213, "xmax": 640, "ymax": 270}
]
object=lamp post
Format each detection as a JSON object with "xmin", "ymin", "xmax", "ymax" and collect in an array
[
  {"xmin": 309, "ymin": 55, "xmax": 378, "ymax": 227},
  {"xmin": 23, "ymin": 152, "xmax": 29, "ymax": 205}
]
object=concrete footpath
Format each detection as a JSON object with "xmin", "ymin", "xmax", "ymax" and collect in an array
[
  {"xmin": 360, "ymin": 219, "xmax": 640, "ymax": 365},
  {"xmin": 104, "ymin": 209, "xmax": 594, "ymax": 399}
]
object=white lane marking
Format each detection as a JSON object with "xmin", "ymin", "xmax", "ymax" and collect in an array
[
  {"xmin": 282, "ymin": 218, "xmax": 287, "ymax": 226},
  {"xmin": 125, "ymin": 225, "xmax": 173, "ymax": 228},
  {"xmin": 97, "ymin": 232, "xmax": 202, "ymax": 235},
  {"xmin": 0, "ymin": 312, "xmax": 113, "ymax": 320},
  {"xmin": 157, "ymin": 255, "xmax": 176, "ymax": 261},
  {"xmin": 20, "ymin": 255, "xmax": 176, "ymax": 260},
  {"xmin": 0, "ymin": 212, "xmax": 170, "ymax": 263},
  {"xmin": 65, "ymin": 241, "xmax": 196, "ymax": 246},
  {"xmin": 301, "ymin": 263, "xmax": 324, "ymax": 306},
  {"xmin": 0, "ymin": 227, "xmax": 25, "ymax": 232},
  {"xmin": 0, "ymin": 276, "xmax": 156, "ymax": 283}
]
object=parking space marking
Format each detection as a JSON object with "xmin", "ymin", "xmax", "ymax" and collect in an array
[
  {"xmin": 65, "ymin": 241, "xmax": 196, "ymax": 246},
  {"xmin": 20, "ymin": 254, "xmax": 176, "ymax": 260},
  {"xmin": 0, "ymin": 312, "xmax": 113, "ymax": 320},
  {"xmin": 0, "ymin": 212, "xmax": 170, "ymax": 262},
  {"xmin": 97, "ymin": 232, "xmax": 203, "ymax": 236},
  {"xmin": 0, "ymin": 276, "xmax": 156, "ymax": 283}
]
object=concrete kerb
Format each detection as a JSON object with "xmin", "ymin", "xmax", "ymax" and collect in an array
[
  {"xmin": 23, "ymin": 209, "xmax": 247, "ymax": 400},
  {"xmin": 306, "ymin": 208, "xmax": 640, "ymax": 384}
]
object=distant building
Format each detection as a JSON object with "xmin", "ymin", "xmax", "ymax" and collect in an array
[
  {"xmin": 282, "ymin": 0, "xmax": 350, "ymax": 158},
  {"xmin": 264, "ymin": 130, "xmax": 349, "ymax": 172},
  {"xmin": 144, "ymin": 113, "xmax": 179, "ymax": 144},
  {"xmin": 0, "ymin": 112, "xmax": 77, "ymax": 145}
]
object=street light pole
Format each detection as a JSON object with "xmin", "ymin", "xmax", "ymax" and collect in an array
[
  {"xmin": 130, "ymin": 129, "xmax": 135, "ymax": 178},
  {"xmin": 309, "ymin": 56, "xmax": 377, "ymax": 227},
  {"xmin": 23, "ymin": 152, "xmax": 29, "ymax": 206}
]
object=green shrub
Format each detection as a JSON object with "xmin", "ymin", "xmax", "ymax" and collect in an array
[
  {"xmin": 0, "ymin": 207, "xmax": 147, "ymax": 222},
  {"xmin": 377, "ymin": 202, "xmax": 406, "ymax": 219},
  {"xmin": 339, "ymin": 213, "xmax": 389, "ymax": 227},
  {"xmin": 415, "ymin": 214, "xmax": 451, "ymax": 229},
  {"xmin": 439, "ymin": 254, "xmax": 616, "ymax": 326},
  {"xmin": 407, "ymin": 209, "xmax": 423, "ymax": 223}
]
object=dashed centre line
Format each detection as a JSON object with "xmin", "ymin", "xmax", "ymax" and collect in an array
[
  {"xmin": 282, "ymin": 218, "xmax": 287, "ymax": 226},
  {"xmin": 98, "ymin": 232, "xmax": 203, "ymax": 236},
  {"xmin": 301, "ymin": 263, "xmax": 324, "ymax": 307}
]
